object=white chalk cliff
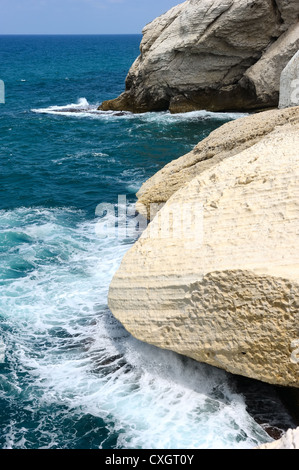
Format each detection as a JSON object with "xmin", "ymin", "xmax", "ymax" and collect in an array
[
  {"xmin": 136, "ymin": 106, "xmax": 299, "ymax": 219},
  {"xmin": 108, "ymin": 107, "xmax": 299, "ymax": 388},
  {"xmin": 100, "ymin": 0, "xmax": 299, "ymax": 113},
  {"xmin": 279, "ymin": 50, "xmax": 299, "ymax": 108}
]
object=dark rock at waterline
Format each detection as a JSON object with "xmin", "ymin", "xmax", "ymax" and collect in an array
[
  {"xmin": 51, "ymin": 108, "xmax": 129, "ymax": 116},
  {"xmin": 232, "ymin": 376, "xmax": 298, "ymax": 441}
]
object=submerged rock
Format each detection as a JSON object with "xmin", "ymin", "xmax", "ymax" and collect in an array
[
  {"xmin": 257, "ymin": 427, "xmax": 299, "ymax": 449},
  {"xmin": 108, "ymin": 111, "xmax": 299, "ymax": 388},
  {"xmin": 99, "ymin": 0, "xmax": 299, "ymax": 113}
]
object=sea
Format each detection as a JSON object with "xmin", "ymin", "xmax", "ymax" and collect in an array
[{"xmin": 0, "ymin": 35, "xmax": 296, "ymax": 450}]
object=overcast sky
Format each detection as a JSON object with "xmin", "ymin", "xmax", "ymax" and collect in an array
[{"xmin": 0, "ymin": 0, "xmax": 182, "ymax": 34}]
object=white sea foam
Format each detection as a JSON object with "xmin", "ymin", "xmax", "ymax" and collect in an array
[
  {"xmin": 141, "ymin": 109, "xmax": 249, "ymax": 122},
  {"xmin": 0, "ymin": 207, "xmax": 271, "ymax": 449},
  {"xmin": 32, "ymin": 98, "xmax": 93, "ymax": 116},
  {"xmin": 0, "ymin": 338, "xmax": 6, "ymax": 363},
  {"xmin": 32, "ymin": 98, "xmax": 248, "ymax": 122}
]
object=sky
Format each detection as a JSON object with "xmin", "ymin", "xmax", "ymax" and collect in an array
[{"xmin": 0, "ymin": 0, "xmax": 182, "ymax": 34}]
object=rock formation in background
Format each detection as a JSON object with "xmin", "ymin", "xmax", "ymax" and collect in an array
[
  {"xmin": 99, "ymin": 0, "xmax": 299, "ymax": 113},
  {"xmin": 279, "ymin": 50, "xmax": 299, "ymax": 108},
  {"xmin": 108, "ymin": 107, "xmax": 299, "ymax": 388}
]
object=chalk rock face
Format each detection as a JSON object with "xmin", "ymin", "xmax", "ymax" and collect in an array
[
  {"xmin": 108, "ymin": 118, "xmax": 299, "ymax": 387},
  {"xmin": 245, "ymin": 24, "xmax": 299, "ymax": 108},
  {"xmin": 100, "ymin": 0, "xmax": 299, "ymax": 113},
  {"xmin": 258, "ymin": 427, "xmax": 299, "ymax": 449},
  {"xmin": 136, "ymin": 106, "xmax": 299, "ymax": 219},
  {"xmin": 279, "ymin": 50, "xmax": 299, "ymax": 109}
]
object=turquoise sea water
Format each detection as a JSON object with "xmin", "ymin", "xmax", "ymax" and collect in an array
[{"xmin": 0, "ymin": 35, "xmax": 292, "ymax": 449}]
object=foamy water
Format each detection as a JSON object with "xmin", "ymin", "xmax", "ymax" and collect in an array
[
  {"xmin": 32, "ymin": 98, "xmax": 248, "ymax": 122},
  {"xmin": 0, "ymin": 206, "xmax": 271, "ymax": 449}
]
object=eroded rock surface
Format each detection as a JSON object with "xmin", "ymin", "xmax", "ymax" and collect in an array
[
  {"xmin": 136, "ymin": 107, "xmax": 299, "ymax": 219},
  {"xmin": 108, "ymin": 118, "xmax": 299, "ymax": 387}
]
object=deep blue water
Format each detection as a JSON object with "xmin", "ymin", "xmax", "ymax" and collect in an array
[{"xmin": 0, "ymin": 35, "xmax": 281, "ymax": 449}]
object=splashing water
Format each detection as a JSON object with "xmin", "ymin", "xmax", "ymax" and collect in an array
[{"xmin": 0, "ymin": 207, "xmax": 271, "ymax": 449}]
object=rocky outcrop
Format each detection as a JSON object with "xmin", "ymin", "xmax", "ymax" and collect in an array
[
  {"xmin": 258, "ymin": 427, "xmax": 299, "ymax": 449},
  {"xmin": 99, "ymin": 0, "xmax": 299, "ymax": 113},
  {"xmin": 279, "ymin": 50, "xmax": 299, "ymax": 109},
  {"xmin": 136, "ymin": 106, "xmax": 299, "ymax": 219},
  {"xmin": 108, "ymin": 110, "xmax": 299, "ymax": 388},
  {"xmin": 245, "ymin": 23, "xmax": 299, "ymax": 109}
]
